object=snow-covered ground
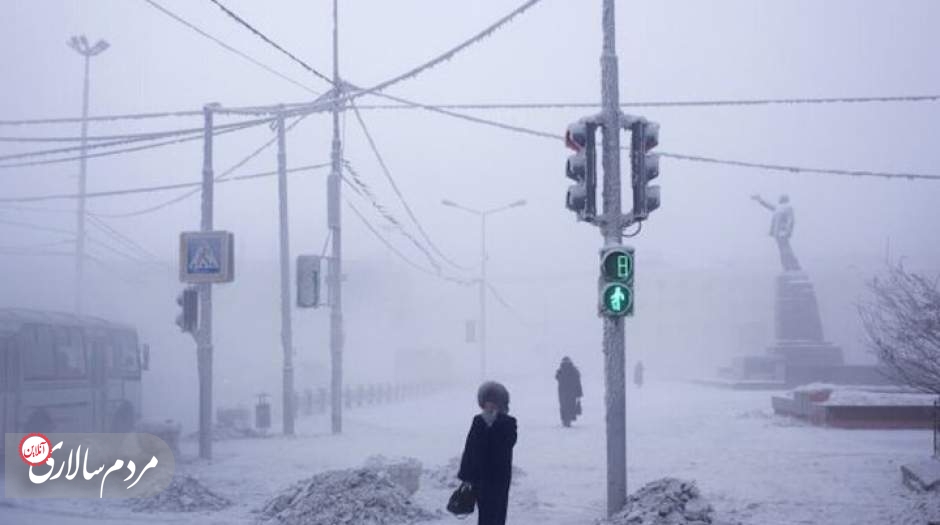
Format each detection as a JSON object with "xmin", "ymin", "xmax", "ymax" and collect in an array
[{"xmin": 1, "ymin": 379, "xmax": 933, "ymax": 524}]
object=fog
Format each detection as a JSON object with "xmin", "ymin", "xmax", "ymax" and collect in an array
[{"xmin": 0, "ymin": 2, "xmax": 938, "ymax": 522}]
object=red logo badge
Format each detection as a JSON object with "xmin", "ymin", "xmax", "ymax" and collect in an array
[{"xmin": 19, "ymin": 433, "xmax": 52, "ymax": 467}]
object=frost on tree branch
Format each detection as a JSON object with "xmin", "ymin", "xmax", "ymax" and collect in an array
[{"xmin": 859, "ymin": 263, "xmax": 940, "ymax": 395}]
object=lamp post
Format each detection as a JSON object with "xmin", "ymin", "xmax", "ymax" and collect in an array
[
  {"xmin": 441, "ymin": 198, "xmax": 526, "ymax": 380},
  {"xmin": 68, "ymin": 35, "xmax": 109, "ymax": 314}
]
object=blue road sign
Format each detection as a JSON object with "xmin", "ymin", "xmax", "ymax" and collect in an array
[{"xmin": 179, "ymin": 231, "xmax": 234, "ymax": 283}]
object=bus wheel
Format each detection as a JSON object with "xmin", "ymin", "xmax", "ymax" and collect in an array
[
  {"xmin": 111, "ymin": 403, "xmax": 134, "ymax": 433},
  {"xmin": 24, "ymin": 411, "xmax": 54, "ymax": 434}
]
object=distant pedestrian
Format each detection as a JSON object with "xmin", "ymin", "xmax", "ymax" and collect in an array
[
  {"xmin": 634, "ymin": 361, "xmax": 644, "ymax": 388},
  {"xmin": 458, "ymin": 381, "xmax": 517, "ymax": 525},
  {"xmin": 555, "ymin": 357, "xmax": 583, "ymax": 427}
]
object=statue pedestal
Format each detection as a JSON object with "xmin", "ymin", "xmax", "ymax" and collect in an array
[
  {"xmin": 768, "ymin": 271, "xmax": 843, "ymax": 371},
  {"xmin": 715, "ymin": 271, "xmax": 863, "ymax": 388}
]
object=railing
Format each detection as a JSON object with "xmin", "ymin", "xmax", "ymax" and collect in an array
[{"xmin": 300, "ymin": 382, "xmax": 447, "ymax": 416}]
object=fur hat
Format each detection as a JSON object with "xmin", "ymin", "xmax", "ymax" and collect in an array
[{"xmin": 477, "ymin": 381, "xmax": 510, "ymax": 413}]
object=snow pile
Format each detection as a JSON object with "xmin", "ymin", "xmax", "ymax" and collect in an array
[
  {"xmin": 259, "ymin": 468, "xmax": 436, "ymax": 525},
  {"xmin": 425, "ymin": 456, "xmax": 461, "ymax": 489},
  {"xmin": 129, "ymin": 474, "xmax": 231, "ymax": 513},
  {"xmin": 604, "ymin": 478, "xmax": 719, "ymax": 525},
  {"xmin": 425, "ymin": 456, "xmax": 526, "ymax": 489},
  {"xmin": 363, "ymin": 455, "xmax": 423, "ymax": 495}
]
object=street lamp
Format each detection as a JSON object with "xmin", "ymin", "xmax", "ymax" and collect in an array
[
  {"xmin": 68, "ymin": 35, "xmax": 109, "ymax": 315},
  {"xmin": 441, "ymin": 198, "xmax": 527, "ymax": 380}
]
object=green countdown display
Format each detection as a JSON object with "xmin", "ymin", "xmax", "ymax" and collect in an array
[{"xmin": 602, "ymin": 248, "xmax": 634, "ymax": 283}]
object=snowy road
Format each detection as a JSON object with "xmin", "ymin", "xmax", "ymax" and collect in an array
[{"xmin": 1, "ymin": 379, "xmax": 932, "ymax": 524}]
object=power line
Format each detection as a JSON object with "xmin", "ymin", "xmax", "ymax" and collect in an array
[
  {"xmin": 341, "ymin": 160, "xmax": 443, "ymax": 273},
  {"xmin": 658, "ymin": 152, "xmax": 940, "ymax": 181},
  {"xmin": 0, "ymin": 119, "xmax": 268, "ymax": 169},
  {"xmin": 351, "ymin": 94, "xmax": 940, "ymax": 111},
  {"xmin": 143, "ymin": 0, "xmax": 319, "ymax": 96},
  {"xmin": 349, "ymin": 100, "xmax": 467, "ymax": 271},
  {"xmin": 0, "ymin": 163, "xmax": 329, "ymax": 204},
  {"xmin": 0, "ymin": 116, "xmax": 272, "ymax": 163},
  {"xmin": 345, "ymin": 196, "xmax": 472, "ymax": 286},
  {"xmin": 95, "ymin": 113, "xmax": 316, "ymax": 218},
  {"xmin": 361, "ymin": 95, "xmax": 940, "ymax": 182},
  {"xmin": 206, "ymin": 0, "xmax": 333, "ymax": 84}
]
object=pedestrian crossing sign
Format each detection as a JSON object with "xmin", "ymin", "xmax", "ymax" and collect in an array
[{"xmin": 179, "ymin": 231, "xmax": 235, "ymax": 283}]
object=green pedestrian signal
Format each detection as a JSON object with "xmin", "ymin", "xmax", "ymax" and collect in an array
[
  {"xmin": 602, "ymin": 283, "xmax": 633, "ymax": 316},
  {"xmin": 599, "ymin": 245, "xmax": 635, "ymax": 317}
]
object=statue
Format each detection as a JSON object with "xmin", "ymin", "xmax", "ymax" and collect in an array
[{"xmin": 751, "ymin": 194, "xmax": 801, "ymax": 272}]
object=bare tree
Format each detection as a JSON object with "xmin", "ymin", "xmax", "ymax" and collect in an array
[{"xmin": 859, "ymin": 262, "xmax": 940, "ymax": 394}]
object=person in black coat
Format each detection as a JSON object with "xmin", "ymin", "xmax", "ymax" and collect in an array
[
  {"xmin": 458, "ymin": 381, "xmax": 517, "ymax": 525},
  {"xmin": 555, "ymin": 357, "xmax": 582, "ymax": 427}
]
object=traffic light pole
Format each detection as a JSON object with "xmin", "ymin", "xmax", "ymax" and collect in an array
[
  {"xmin": 276, "ymin": 110, "xmax": 296, "ymax": 436},
  {"xmin": 198, "ymin": 104, "xmax": 216, "ymax": 460},
  {"xmin": 328, "ymin": 0, "xmax": 345, "ymax": 435},
  {"xmin": 599, "ymin": 0, "xmax": 627, "ymax": 516}
]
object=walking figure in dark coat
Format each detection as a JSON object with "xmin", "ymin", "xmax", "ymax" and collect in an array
[
  {"xmin": 634, "ymin": 360, "xmax": 644, "ymax": 388},
  {"xmin": 458, "ymin": 381, "xmax": 517, "ymax": 525},
  {"xmin": 555, "ymin": 357, "xmax": 582, "ymax": 427}
]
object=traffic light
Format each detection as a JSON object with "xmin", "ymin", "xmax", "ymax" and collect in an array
[
  {"xmin": 599, "ymin": 245, "xmax": 634, "ymax": 317},
  {"xmin": 564, "ymin": 120, "xmax": 599, "ymax": 222},
  {"xmin": 175, "ymin": 286, "xmax": 198, "ymax": 333},
  {"xmin": 630, "ymin": 118, "xmax": 660, "ymax": 221}
]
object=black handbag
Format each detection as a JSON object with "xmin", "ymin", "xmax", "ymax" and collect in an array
[{"xmin": 447, "ymin": 482, "xmax": 476, "ymax": 516}]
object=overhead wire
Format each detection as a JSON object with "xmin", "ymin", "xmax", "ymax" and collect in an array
[
  {"xmin": 341, "ymin": 160, "xmax": 443, "ymax": 273},
  {"xmin": 206, "ymin": 0, "xmax": 333, "ymax": 84},
  {"xmin": 345, "ymin": 196, "xmax": 472, "ymax": 286},
  {"xmin": 133, "ymin": 0, "xmax": 940, "ymax": 183},
  {"xmin": 348, "ymin": 100, "xmax": 467, "ymax": 271},
  {"xmin": 350, "ymin": 94, "xmax": 940, "ymax": 111},
  {"xmin": 144, "ymin": 0, "xmax": 320, "ymax": 96},
  {"xmin": 94, "ymin": 113, "xmax": 315, "ymax": 218},
  {"xmin": 0, "ymin": 119, "xmax": 271, "ymax": 169}
]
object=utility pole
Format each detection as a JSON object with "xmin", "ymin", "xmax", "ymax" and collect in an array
[
  {"xmin": 599, "ymin": 0, "xmax": 627, "ymax": 515},
  {"xmin": 328, "ymin": 0, "xmax": 345, "ymax": 435},
  {"xmin": 441, "ymin": 199, "xmax": 527, "ymax": 381},
  {"xmin": 67, "ymin": 35, "xmax": 109, "ymax": 314},
  {"xmin": 197, "ymin": 104, "xmax": 217, "ymax": 460},
  {"xmin": 276, "ymin": 110, "xmax": 295, "ymax": 436},
  {"xmin": 479, "ymin": 214, "xmax": 487, "ymax": 380}
]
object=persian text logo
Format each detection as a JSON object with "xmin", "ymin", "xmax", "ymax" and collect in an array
[{"xmin": 5, "ymin": 433, "xmax": 176, "ymax": 499}]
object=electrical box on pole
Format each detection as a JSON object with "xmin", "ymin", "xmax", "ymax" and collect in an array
[
  {"xmin": 297, "ymin": 255, "xmax": 321, "ymax": 308},
  {"xmin": 599, "ymin": 245, "xmax": 634, "ymax": 317}
]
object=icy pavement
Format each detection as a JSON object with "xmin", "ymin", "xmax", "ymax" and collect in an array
[{"xmin": 0, "ymin": 379, "xmax": 933, "ymax": 524}]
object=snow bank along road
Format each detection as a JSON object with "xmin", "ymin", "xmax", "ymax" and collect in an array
[{"xmin": 0, "ymin": 379, "xmax": 931, "ymax": 524}]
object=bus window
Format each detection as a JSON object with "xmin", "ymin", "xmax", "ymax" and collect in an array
[
  {"xmin": 53, "ymin": 327, "xmax": 86, "ymax": 378},
  {"xmin": 110, "ymin": 331, "xmax": 139, "ymax": 378},
  {"xmin": 22, "ymin": 325, "xmax": 55, "ymax": 380},
  {"xmin": 0, "ymin": 337, "xmax": 7, "ymax": 388}
]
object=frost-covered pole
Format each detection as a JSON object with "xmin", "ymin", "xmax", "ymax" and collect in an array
[
  {"xmin": 198, "ymin": 103, "xmax": 216, "ymax": 460},
  {"xmin": 600, "ymin": 0, "xmax": 627, "ymax": 516},
  {"xmin": 479, "ymin": 213, "xmax": 488, "ymax": 381},
  {"xmin": 328, "ymin": 0, "xmax": 346, "ymax": 435},
  {"xmin": 276, "ymin": 109, "xmax": 295, "ymax": 436}
]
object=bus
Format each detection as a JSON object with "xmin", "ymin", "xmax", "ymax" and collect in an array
[{"xmin": 0, "ymin": 309, "xmax": 148, "ymax": 437}]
